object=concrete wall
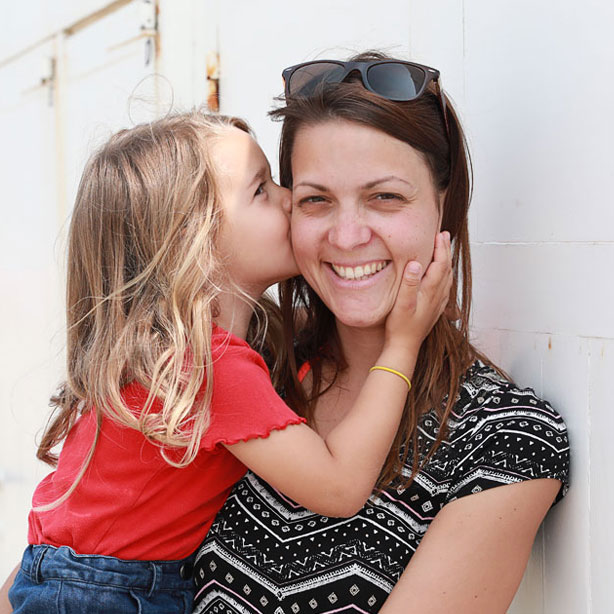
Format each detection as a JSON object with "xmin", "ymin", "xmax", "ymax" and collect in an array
[{"xmin": 2, "ymin": 1, "xmax": 611, "ymax": 611}]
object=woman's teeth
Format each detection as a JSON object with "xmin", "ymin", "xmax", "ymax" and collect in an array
[{"xmin": 331, "ymin": 261, "xmax": 388, "ymax": 281}]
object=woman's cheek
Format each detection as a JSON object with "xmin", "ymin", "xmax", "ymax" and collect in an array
[
  {"xmin": 290, "ymin": 233, "xmax": 308, "ymax": 265},
  {"xmin": 397, "ymin": 231, "xmax": 435, "ymax": 273},
  {"xmin": 291, "ymin": 220, "xmax": 318, "ymax": 265}
]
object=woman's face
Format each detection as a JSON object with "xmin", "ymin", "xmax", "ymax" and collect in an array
[{"xmin": 291, "ymin": 120, "xmax": 443, "ymax": 329}]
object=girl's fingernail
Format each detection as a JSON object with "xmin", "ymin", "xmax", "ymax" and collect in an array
[{"xmin": 407, "ymin": 261, "xmax": 421, "ymax": 275}]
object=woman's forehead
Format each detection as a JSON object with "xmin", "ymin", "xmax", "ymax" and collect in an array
[{"xmin": 290, "ymin": 120, "xmax": 432, "ymax": 188}]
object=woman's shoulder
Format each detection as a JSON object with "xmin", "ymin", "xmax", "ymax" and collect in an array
[
  {"xmin": 449, "ymin": 360, "xmax": 568, "ymax": 434},
  {"xmin": 421, "ymin": 360, "xmax": 570, "ymax": 505}
]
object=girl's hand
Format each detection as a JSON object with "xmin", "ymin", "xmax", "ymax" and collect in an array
[{"xmin": 384, "ymin": 230, "xmax": 453, "ymax": 355}]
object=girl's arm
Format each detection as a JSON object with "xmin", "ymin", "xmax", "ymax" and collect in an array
[
  {"xmin": 0, "ymin": 564, "xmax": 18, "ymax": 614},
  {"xmin": 226, "ymin": 232, "xmax": 452, "ymax": 518},
  {"xmin": 378, "ymin": 478, "xmax": 561, "ymax": 614}
]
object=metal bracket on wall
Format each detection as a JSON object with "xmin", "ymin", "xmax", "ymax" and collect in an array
[
  {"xmin": 206, "ymin": 51, "xmax": 220, "ymax": 112},
  {"xmin": 106, "ymin": 1, "xmax": 159, "ymax": 67}
]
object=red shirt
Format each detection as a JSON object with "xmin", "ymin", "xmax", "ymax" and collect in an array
[{"xmin": 28, "ymin": 326, "xmax": 305, "ymax": 561}]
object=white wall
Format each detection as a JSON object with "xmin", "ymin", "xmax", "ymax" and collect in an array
[
  {"xmin": 0, "ymin": 0, "xmax": 159, "ymax": 582},
  {"xmin": 405, "ymin": 3, "xmax": 613, "ymax": 612},
  {"xmin": 2, "ymin": 1, "xmax": 611, "ymax": 611}
]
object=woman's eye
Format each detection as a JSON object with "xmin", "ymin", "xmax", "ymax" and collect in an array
[
  {"xmin": 374, "ymin": 193, "xmax": 402, "ymax": 201},
  {"xmin": 297, "ymin": 195, "xmax": 327, "ymax": 205}
]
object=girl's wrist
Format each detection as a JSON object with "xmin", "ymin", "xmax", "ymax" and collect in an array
[{"xmin": 375, "ymin": 345, "xmax": 419, "ymax": 381}]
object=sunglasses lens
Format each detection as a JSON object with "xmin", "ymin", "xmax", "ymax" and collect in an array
[
  {"xmin": 367, "ymin": 63, "xmax": 426, "ymax": 101},
  {"xmin": 287, "ymin": 62, "xmax": 346, "ymax": 97}
]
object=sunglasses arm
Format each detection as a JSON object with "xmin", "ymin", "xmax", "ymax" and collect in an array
[{"xmin": 435, "ymin": 81, "xmax": 450, "ymax": 138}]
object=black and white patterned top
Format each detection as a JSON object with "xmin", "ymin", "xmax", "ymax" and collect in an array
[{"xmin": 192, "ymin": 361, "xmax": 570, "ymax": 614}]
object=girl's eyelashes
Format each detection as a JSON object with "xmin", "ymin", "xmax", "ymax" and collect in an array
[{"xmin": 254, "ymin": 181, "xmax": 267, "ymax": 197}]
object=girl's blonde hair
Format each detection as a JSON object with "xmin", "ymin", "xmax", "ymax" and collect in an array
[{"xmin": 37, "ymin": 110, "xmax": 252, "ymax": 509}]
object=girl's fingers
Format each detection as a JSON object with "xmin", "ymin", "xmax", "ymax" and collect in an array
[
  {"xmin": 389, "ymin": 260, "xmax": 422, "ymax": 321},
  {"xmin": 392, "ymin": 261, "xmax": 422, "ymax": 314},
  {"xmin": 431, "ymin": 231, "xmax": 445, "ymax": 263},
  {"xmin": 416, "ymin": 232, "xmax": 453, "ymax": 325},
  {"xmin": 392, "ymin": 231, "xmax": 452, "ymax": 324},
  {"xmin": 431, "ymin": 230, "xmax": 450, "ymax": 263},
  {"xmin": 421, "ymin": 232, "xmax": 452, "ymax": 290}
]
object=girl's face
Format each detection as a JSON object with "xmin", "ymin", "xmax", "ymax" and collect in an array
[
  {"xmin": 213, "ymin": 127, "xmax": 298, "ymax": 296},
  {"xmin": 291, "ymin": 120, "xmax": 443, "ymax": 329}
]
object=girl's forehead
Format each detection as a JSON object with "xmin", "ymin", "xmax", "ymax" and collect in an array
[{"xmin": 211, "ymin": 127, "xmax": 267, "ymax": 181}]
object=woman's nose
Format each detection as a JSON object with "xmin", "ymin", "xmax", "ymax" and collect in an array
[{"xmin": 327, "ymin": 210, "xmax": 372, "ymax": 250}]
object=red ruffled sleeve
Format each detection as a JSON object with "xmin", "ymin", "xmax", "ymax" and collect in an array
[{"xmin": 200, "ymin": 326, "xmax": 306, "ymax": 451}]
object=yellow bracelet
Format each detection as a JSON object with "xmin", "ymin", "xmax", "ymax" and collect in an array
[{"xmin": 369, "ymin": 366, "xmax": 411, "ymax": 391}]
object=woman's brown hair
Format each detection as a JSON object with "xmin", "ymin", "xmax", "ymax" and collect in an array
[
  {"xmin": 273, "ymin": 51, "xmax": 496, "ymax": 489},
  {"xmin": 36, "ymin": 111, "xmax": 260, "ymax": 509}
]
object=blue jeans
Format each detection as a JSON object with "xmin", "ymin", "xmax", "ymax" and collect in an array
[{"xmin": 9, "ymin": 544, "xmax": 196, "ymax": 613}]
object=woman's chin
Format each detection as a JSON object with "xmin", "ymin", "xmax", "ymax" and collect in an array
[
  {"xmin": 318, "ymin": 294, "xmax": 392, "ymax": 331},
  {"xmin": 334, "ymin": 310, "xmax": 388, "ymax": 331}
]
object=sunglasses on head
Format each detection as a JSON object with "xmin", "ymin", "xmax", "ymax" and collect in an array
[{"xmin": 282, "ymin": 59, "xmax": 449, "ymax": 134}]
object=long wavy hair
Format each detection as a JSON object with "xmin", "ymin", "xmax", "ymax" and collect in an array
[
  {"xmin": 36, "ymin": 111, "xmax": 262, "ymax": 510},
  {"xmin": 273, "ymin": 51, "xmax": 497, "ymax": 489}
]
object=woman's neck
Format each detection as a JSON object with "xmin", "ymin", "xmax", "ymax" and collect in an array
[
  {"xmin": 335, "ymin": 320, "xmax": 386, "ymax": 375},
  {"xmin": 310, "ymin": 321, "xmax": 387, "ymax": 437}
]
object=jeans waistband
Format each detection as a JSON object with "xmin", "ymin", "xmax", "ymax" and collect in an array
[{"xmin": 21, "ymin": 545, "xmax": 195, "ymax": 594}]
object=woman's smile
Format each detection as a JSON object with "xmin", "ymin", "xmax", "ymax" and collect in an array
[{"xmin": 329, "ymin": 259, "xmax": 390, "ymax": 282}]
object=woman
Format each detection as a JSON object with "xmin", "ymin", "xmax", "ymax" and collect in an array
[{"xmin": 192, "ymin": 52, "xmax": 570, "ymax": 614}]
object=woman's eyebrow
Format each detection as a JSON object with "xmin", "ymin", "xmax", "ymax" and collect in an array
[
  {"xmin": 361, "ymin": 175, "xmax": 414, "ymax": 189},
  {"xmin": 293, "ymin": 181, "xmax": 330, "ymax": 192},
  {"xmin": 294, "ymin": 176, "xmax": 414, "ymax": 191}
]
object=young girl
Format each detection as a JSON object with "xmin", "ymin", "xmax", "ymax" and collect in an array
[{"xmin": 4, "ymin": 111, "xmax": 452, "ymax": 613}]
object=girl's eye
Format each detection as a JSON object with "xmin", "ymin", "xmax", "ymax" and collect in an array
[{"xmin": 254, "ymin": 182, "xmax": 266, "ymax": 197}]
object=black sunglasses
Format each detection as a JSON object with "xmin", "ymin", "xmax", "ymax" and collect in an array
[{"xmin": 282, "ymin": 59, "xmax": 449, "ymax": 134}]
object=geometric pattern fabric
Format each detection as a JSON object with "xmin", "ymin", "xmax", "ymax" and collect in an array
[{"xmin": 193, "ymin": 361, "xmax": 570, "ymax": 614}]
